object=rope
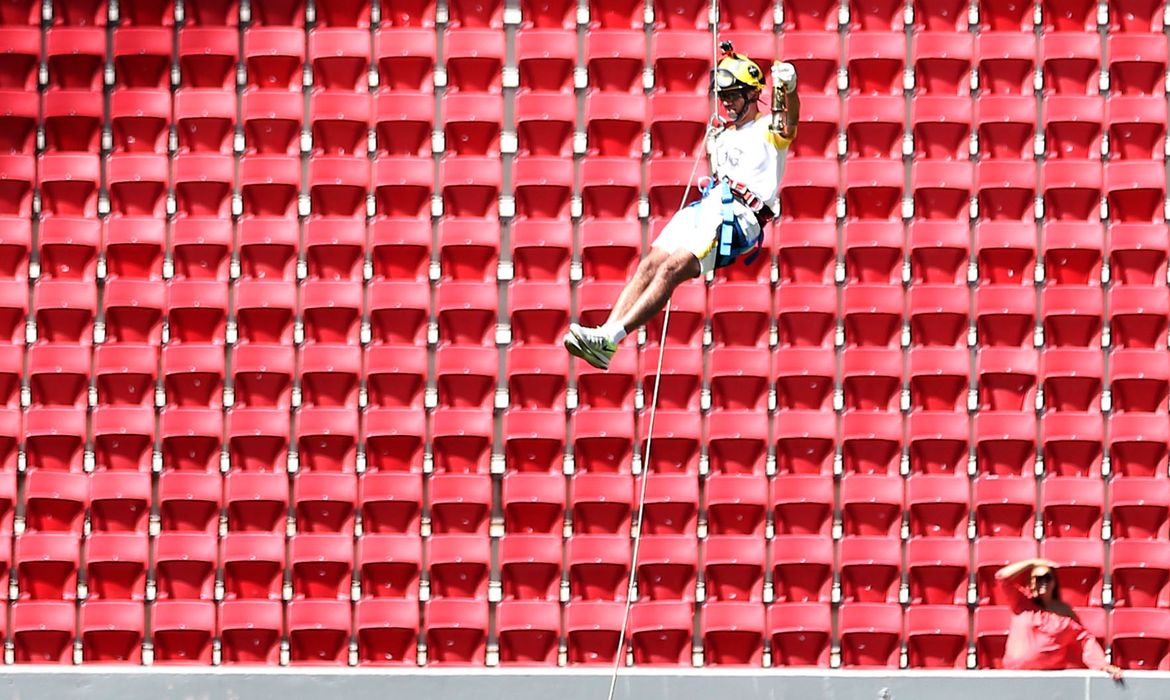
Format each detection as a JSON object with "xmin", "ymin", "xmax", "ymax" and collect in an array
[{"xmin": 601, "ymin": 3, "xmax": 721, "ymax": 698}]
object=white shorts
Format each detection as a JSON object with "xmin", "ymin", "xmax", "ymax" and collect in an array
[{"xmin": 651, "ymin": 191, "xmax": 763, "ymax": 274}]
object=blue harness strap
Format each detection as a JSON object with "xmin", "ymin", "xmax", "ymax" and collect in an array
[{"xmin": 713, "ymin": 180, "xmax": 766, "ymax": 269}]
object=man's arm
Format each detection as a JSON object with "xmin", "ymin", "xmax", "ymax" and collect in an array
[
  {"xmin": 995, "ymin": 558, "xmax": 1054, "ymax": 582},
  {"xmin": 768, "ymin": 62, "xmax": 799, "ymax": 147}
]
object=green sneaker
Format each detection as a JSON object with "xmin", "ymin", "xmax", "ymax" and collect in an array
[{"xmin": 563, "ymin": 323, "xmax": 617, "ymax": 370}]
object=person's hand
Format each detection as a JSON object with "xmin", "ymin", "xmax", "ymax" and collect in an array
[
  {"xmin": 1104, "ymin": 664, "xmax": 1123, "ymax": 681},
  {"xmin": 772, "ymin": 61, "xmax": 797, "ymax": 92}
]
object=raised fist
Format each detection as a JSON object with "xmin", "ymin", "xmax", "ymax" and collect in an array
[{"xmin": 772, "ymin": 61, "xmax": 797, "ymax": 92}]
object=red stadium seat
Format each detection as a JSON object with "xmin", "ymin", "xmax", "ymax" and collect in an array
[
  {"xmin": 363, "ymin": 407, "xmax": 426, "ymax": 472},
  {"xmin": 652, "ymin": 31, "xmax": 711, "ymax": 94},
  {"xmin": 514, "ymin": 29, "xmax": 575, "ymax": 91},
  {"xmin": 706, "ymin": 410, "xmax": 768, "ymax": 476},
  {"xmin": 975, "ymin": 537, "xmax": 1038, "ymax": 604},
  {"xmin": 442, "ymin": 93, "xmax": 503, "ymax": 157},
  {"xmin": 703, "ymin": 536, "xmax": 765, "ymax": 601},
  {"xmin": 219, "ymin": 600, "xmax": 282, "ymax": 664},
  {"xmin": 976, "ymin": 221, "xmax": 1036, "ymax": 285},
  {"xmin": 238, "ymin": 88, "xmax": 301, "ymax": 152},
  {"xmin": 769, "ymin": 602, "xmax": 831, "ymax": 667},
  {"xmin": 37, "ymin": 218, "xmax": 99, "ymax": 282},
  {"xmin": 445, "ymin": 29, "xmax": 504, "ymax": 92},
  {"xmin": 290, "ymin": 533, "xmax": 354, "ymax": 600},
  {"xmin": 1111, "ymin": 476, "xmax": 1170, "ymax": 540},
  {"xmin": 913, "ymin": 161, "xmax": 973, "ymax": 220},
  {"xmin": 439, "ymin": 157, "xmax": 501, "ymax": 218},
  {"xmin": 914, "ymin": 32, "xmax": 973, "ymax": 95},
  {"xmin": 0, "ymin": 27, "xmax": 40, "ymax": 91},
  {"xmin": 16, "ymin": 532, "xmax": 79, "ymax": 599},
  {"xmin": 907, "ymin": 346, "xmax": 964, "ymax": 412},
  {"xmin": 24, "ymin": 407, "xmax": 87, "ymax": 472},
  {"xmin": 1042, "ymin": 32, "xmax": 1101, "ymax": 95},
  {"xmin": 1110, "ymin": 349, "xmax": 1170, "ymax": 413},
  {"xmin": 509, "ymin": 282, "xmax": 570, "ymax": 347},
  {"xmin": 774, "ymin": 348, "xmax": 834, "ymax": 411},
  {"xmin": 375, "ymin": 91, "xmax": 431, "ymax": 156},
  {"xmin": 497, "ymin": 600, "xmax": 560, "ymax": 666},
  {"xmin": 0, "ymin": 154, "xmax": 33, "ymax": 217},
  {"xmin": 513, "ymin": 157, "xmax": 573, "ymax": 219},
  {"xmin": 80, "ymin": 600, "xmax": 144, "ymax": 664},
  {"xmin": 429, "ymin": 473, "xmax": 492, "ymax": 533},
  {"xmin": 178, "ymin": 29, "xmax": 239, "ymax": 90},
  {"xmin": 841, "ymin": 349, "xmax": 902, "ymax": 412},
  {"xmin": 1107, "ymin": 160, "xmax": 1167, "ymax": 223},
  {"xmin": 244, "ymin": 27, "xmax": 305, "ymax": 90},
  {"xmin": 1110, "ymin": 608, "xmax": 1170, "ymax": 670},
  {"xmin": 104, "ymin": 217, "xmax": 164, "ymax": 280},
  {"xmin": 709, "ymin": 349, "xmax": 769, "ymax": 411},
  {"xmin": 846, "ymin": 97, "xmax": 903, "ymax": 159},
  {"xmin": 170, "ymin": 90, "xmax": 232, "ymax": 154},
  {"xmin": 1108, "ymin": 96, "xmax": 1167, "ymax": 160},
  {"xmin": 846, "ymin": 32, "xmax": 905, "ymax": 95},
  {"xmin": 585, "ymin": 31, "xmax": 645, "ymax": 93},
  {"xmin": 1108, "ymin": 33, "xmax": 1167, "ymax": 95},
  {"xmin": 84, "ymin": 533, "xmax": 148, "ymax": 601},
  {"xmin": 375, "ymin": 28, "xmax": 436, "ymax": 91},
  {"xmin": 501, "ymin": 409, "xmax": 566, "ymax": 473},
  {"xmin": 222, "ymin": 532, "xmax": 285, "ymax": 600},
  {"xmin": 908, "ymin": 411, "xmax": 969, "ymax": 475},
  {"xmin": 159, "ymin": 408, "xmax": 224, "ymax": 472},
  {"xmin": 779, "ymin": 158, "xmax": 838, "ymax": 221},
  {"xmin": 1042, "ymin": 222, "xmax": 1102, "ymax": 286},
  {"xmin": 154, "ymin": 532, "xmax": 217, "ymax": 599},
  {"xmin": 706, "ymin": 472, "xmax": 767, "ymax": 535},
  {"xmin": 358, "ymin": 534, "xmax": 421, "ymax": 598},
  {"xmin": 158, "ymin": 471, "xmax": 221, "ymax": 535},
  {"xmin": 27, "ymin": 344, "xmax": 89, "ymax": 409},
  {"xmin": 1041, "ymin": 538, "xmax": 1104, "ymax": 605},
  {"xmin": 977, "ymin": 160, "xmax": 1037, "ymax": 220},
  {"xmin": 12, "ymin": 601, "xmax": 73, "ymax": 663},
  {"xmin": 1045, "ymin": 96, "xmax": 1103, "ymax": 159},
  {"xmin": 499, "ymin": 534, "xmax": 562, "ymax": 599},
  {"xmin": 43, "ymin": 90, "xmax": 103, "ymax": 152},
  {"xmin": 239, "ymin": 155, "xmax": 300, "ymax": 217},
  {"xmin": 838, "ymin": 602, "xmax": 902, "ymax": 667},
  {"xmin": 500, "ymin": 475, "xmax": 563, "ymax": 536},
  {"xmin": 629, "ymin": 600, "xmax": 693, "ymax": 665},
  {"xmin": 842, "ymin": 284, "xmax": 902, "ymax": 347},
  {"xmin": 776, "ymin": 222, "xmax": 836, "ymax": 284},
  {"xmin": 975, "ymin": 287, "xmax": 1035, "ymax": 347},
  {"xmin": 1041, "ymin": 349, "xmax": 1103, "ymax": 413},
  {"xmin": 367, "ymin": 280, "xmax": 431, "ymax": 346},
  {"xmin": 772, "ymin": 535, "xmax": 833, "ymax": 602},
  {"xmin": 844, "ymin": 159, "xmax": 903, "ymax": 220},
  {"xmin": 307, "ymin": 157, "xmax": 369, "ymax": 218},
  {"xmin": 310, "ymin": 28, "xmax": 369, "ymax": 91},
  {"xmin": 39, "ymin": 153, "xmax": 100, "ymax": 217},
  {"xmin": 840, "ymin": 475, "xmax": 903, "ymax": 537},
  {"xmin": 906, "ymin": 537, "xmax": 969, "ymax": 605},
  {"xmin": 46, "ymin": 27, "xmax": 105, "ymax": 89},
  {"xmin": 905, "ymin": 604, "xmax": 969, "ymax": 668},
  {"xmin": 702, "ymin": 601, "xmax": 764, "ymax": 666},
  {"xmin": 230, "ymin": 344, "xmax": 294, "ymax": 409},
  {"xmin": 976, "ymin": 96, "xmax": 1036, "ymax": 159},
  {"xmin": 429, "ymin": 536, "xmax": 491, "ymax": 599},
  {"xmin": 650, "ymin": 93, "xmax": 709, "ymax": 158},
  {"xmin": 914, "ymin": 0, "xmax": 968, "ymax": 29},
  {"xmin": 1112, "ymin": 539, "xmax": 1170, "ymax": 607},
  {"xmin": 318, "ymin": 0, "xmax": 370, "ymax": 24},
  {"xmin": 909, "ymin": 285, "xmax": 968, "ymax": 349},
  {"xmin": 520, "ymin": 0, "xmax": 574, "ymax": 27},
  {"xmin": 780, "ymin": 31, "xmax": 841, "ymax": 94},
  {"xmin": 162, "ymin": 344, "xmax": 225, "ymax": 408},
  {"xmin": 1110, "ymin": 223, "xmax": 1167, "ymax": 286},
  {"xmin": 568, "ymin": 535, "xmax": 630, "ymax": 601},
  {"xmin": 91, "ymin": 408, "xmax": 155, "ymax": 473},
  {"xmin": 1041, "ymin": 411, "xmax": 1103, "ymax": 476},
  {"xmin": 974, "ymin": 474, "xmax": 1037, "ymax": 538},
  {"xmin": 1107, "ymin": 0, "xmax": 1164, "ymax": 32},
  {"xmin": 639, "ymin": 409, "xmax": 701, "ymax": 474},
  {"xmin": 173, "ymin": 154, "xmax": 234, "ymax": 217},
  {"xmin": 774, "ymin": 412, "xmax": 836, "ymax": 477},
  {"xmin": 1041, "ymin": 285, "xmax": 1102, "ymax": 347},
  {"xmin": 249, "ymin": 0, "xmax": 305, "ymax": 25},
  {"xmin": 151, "ymin": 600, "xmax": 215, "ymax": 664},
  {"xmin": 294, "ymin": 470, "xmax": 357, "ymax": 531},
  {"xmin": 781, "ymin": 0, "xmax": 837, "ymax": 29},
  {"xmin": 907, "ymin": 474, "xmax": 969, "ymax": 538},
  {"xmin": 300, "ymin": 344, "xmax": 360, "ymax": 408},
  {"xmin": 975, "ymin": 412, "xmax": 1038, "ymax": 477},
  {"xmin": 113, "ymin": 27, "xmax": 171, "ymax": 88},
  {"xmin": 792, "ymin": 94, "xmax": 841, "ymax": 159},
  {"xmin": 844, "ymin": 221, "xmax": 901, "ymax": 283},
  {"xmin": 710, "ymin": 284, "xmax": 771, "ymax": 348},
  {"xmin": 572, "ymin": 409, "xmax": 635, "ymax": 474},
  {"xmin": 1041, "ymin": 476, "xmax": 1104, "ymax": 538},
  {"xmin": 435, "ymin": 346, "xmax": 495, "ymax": 410},
  {"xmin": 642, "ymin": 474, "xmax": 697, "ymax": 535},
  {"xmin": 636, "ymin": 535, "xmax": 697, "ymax": 601},
  {"xmin": 287, "ymin": 599, "xmax": 352, "ymax": 666},
  {"xmin": 224, "ymin": 470, "xmax": 288, "ymax": 535},
  {"xmin": 359, "ymin": 472, "xmax": 422, "ymax": 534},
  {"xmin": 102, "ymin": 278, "xmax": 164, "ymax": 344},
  {"xmin": 355, "ymin": 598, "xmax": 419, "ymax": 665},
  {"xmin": 0, "ymin": 217, "xmax": 30, "ymax": 280},
  {"xmin": 913, "ymin": 96, "xmax": 973, "ymax": 161},
  {"xmin": 571, "ymin": 473, "xmax": 633, "ymax": 535}
]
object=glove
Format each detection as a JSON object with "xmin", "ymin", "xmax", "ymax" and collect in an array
[{"xmin": 772, "ymin": 61, "xmax": 797, "ymax": 92}]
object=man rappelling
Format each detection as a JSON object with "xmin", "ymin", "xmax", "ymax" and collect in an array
[{"xmin": 564, "ymin": 41, "xmax": 800, "ymax": 370}]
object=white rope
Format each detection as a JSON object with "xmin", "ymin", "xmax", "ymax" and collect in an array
[{"xmin": 602, "ymin": 4, "xmax": 721, "ymax": 699}]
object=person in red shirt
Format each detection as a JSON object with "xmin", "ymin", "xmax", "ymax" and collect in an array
[{"xmin": 995, "ymin": 558, "xmax": 1122, "ymax": 679}]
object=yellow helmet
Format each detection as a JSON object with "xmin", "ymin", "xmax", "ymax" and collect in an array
[{"xmin": 714, "ymin": 41, "xmax": 765, "ymax": 92}]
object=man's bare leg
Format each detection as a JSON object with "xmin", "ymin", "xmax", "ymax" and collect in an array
[
  {"xmin": 605, "ymin": 247, "xmax": 670, "ymax": 329},
  {"xmin": 612, "ymin": 248, "xmax": 702, "ymax": 334}
]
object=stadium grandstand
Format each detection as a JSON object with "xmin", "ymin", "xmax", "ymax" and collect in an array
[{"xmin": 0, "ymin": 0, "xmax": 1168, "ymax": 698}]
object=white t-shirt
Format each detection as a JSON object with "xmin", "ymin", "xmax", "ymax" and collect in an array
[{"xmin": 709, "ymin": 114, "xmax": 790, "ymax": 213}]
